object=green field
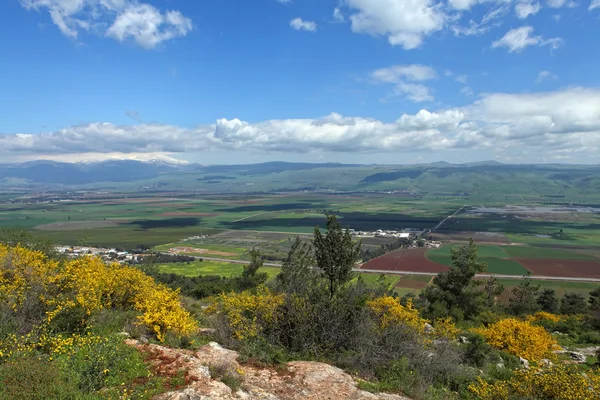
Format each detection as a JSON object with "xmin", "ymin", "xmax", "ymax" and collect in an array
[
  {"xmin": 355, "ymin": 273, "xmax": 401, "ymax": 290},
  {"xmin": 159, "ymin": 260, "xmax": 281, "ymax": 278},
  {"xmin": 426, "ymin": 245, "xmax": 529, "ymax": 275},
  {"xmin": 501, "ymin": 245, "xmax": 597, "ymax": 260}
]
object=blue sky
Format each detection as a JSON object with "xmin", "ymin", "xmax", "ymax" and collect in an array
[{"xmin": 1, "ymin": 0, "xmax": 600, "ymax": 164}]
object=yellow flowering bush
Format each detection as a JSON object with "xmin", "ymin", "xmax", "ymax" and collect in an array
[
  {"xmin": 432, "ymin": 317, "xmax": 460, "ymax": 339},
  {"xmin": 469, "ymin": 365, "xmax": 600, "ymax": 400},
  {"xmin": 473, "ymin": 318, "xmax": 560, "ymax": 362},
  {"xmin": 0, "ymin": 244, "xmax": 198, "ymax": 345},
  {"xmin": 367, "ymin": 296, "xmax": 428, "ymax": 333},
  {"xmin": 525, "ymin": 311, "xmax": 561, "ymax": 324},
  {"xmin": 205, "ymin": 286, "xmax": 284, "ymax": 340}
]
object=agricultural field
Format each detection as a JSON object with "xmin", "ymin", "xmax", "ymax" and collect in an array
[
  {"xmin": 493, "ymin": 279, "xmax": 600, "ymax": 305},
  {"xmin": 1, "ymin": 175, "xmax": 599, "ymax": 283},
  {"xmin": 360, "ymin": 248, "xmax": 449, "ymax": 274},
  {"xmin": 159, "ymin": 260, "xmax": 281, "ymax": 279},
  {"xmin": 392, "ymin": 274, "xmax": 433, "ymax": 297}
]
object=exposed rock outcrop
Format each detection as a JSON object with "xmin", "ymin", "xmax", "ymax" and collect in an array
[{"xmin": 126, "ymin": 340, "xmax": 411, "ymax": 400}]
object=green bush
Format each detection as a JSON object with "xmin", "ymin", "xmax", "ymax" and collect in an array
[
  {"xmin": 577, "ymin": 330, "xmax": 600, "ymax": 345},
  {"xmin": 0, "ymin": 357, "xmax": 79, "ymax": 400},
  {"xmin": 57, "ymin": 335, "xmax": 149, "ymax": 394}
]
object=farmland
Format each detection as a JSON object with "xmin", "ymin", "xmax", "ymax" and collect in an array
[{"xmin": 2, "ymin": 162, "xmax": 600, "ymax": 286}]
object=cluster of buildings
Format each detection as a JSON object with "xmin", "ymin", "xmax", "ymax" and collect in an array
[
  {"xmin": 349, "ymin": 229, "xmax": 416, "ymax": 239},
  {"xmin": 55, "ymin": 246, "xmax": 142, "ymax": 263}
]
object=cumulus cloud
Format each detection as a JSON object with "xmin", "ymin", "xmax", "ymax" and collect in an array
[
  {"xmin": 590, "ymin": 0, "xmax": 600, "ymax": 9},
  {"xmin": 18, "ymin": 0, "xmax": 192, "ymax": 48},
  {"xmin": 515, "ymin": 2, "xmax": 541, "ymax": 18},
  {"xmin": 344, "ymin": 0, "xmax": 445, "ymax": 49},
  {"xmin": 290, "ymin": 18, "xmax": 317, "ymax": 32},
  {"xmin": 3, "ymin": 88, "xmax": 600, "ymax": 163},
  {"xmin": 492, "ymin": 26, "xmax": 563, "ymax": 52},
  {"xmin": 371, "ymin": 65, "xmax": 437, "ymax": 102}
]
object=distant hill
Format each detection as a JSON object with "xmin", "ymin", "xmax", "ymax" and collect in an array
[{"xmin": 1, "ymin": 160, "xmax": 600, "ymax": 197}]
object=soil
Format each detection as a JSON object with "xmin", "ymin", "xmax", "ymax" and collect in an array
[
  {"xmin": 517, "ymin": 258, "xmax": 600, "ymax": 278},
  {"xmin": 361, "ymin": 248, "xmax": 449, "ymax": 273}
]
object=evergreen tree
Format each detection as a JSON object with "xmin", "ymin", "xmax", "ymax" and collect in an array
[
  {"xmin": 313, "ymin": 214, "xmax": 361, "ymax": 298},
  {"xmin": 238, "ymin": 248, "xmax": 267, "ymax": 290},
  {"xmin": 506, "ymin": 274, "xmax": 540, "ymax": 316},
  {"xmin": 276, "ymin": 237, "xmax": 318, "ymax": 294},
  {"xmin": 482, "ymin": 276, "xmax": 504, "ymax": 308},
  {"xmin": 537, "ymin": 289, "xmax": 559, "ymax": 314},
  {"xmin": 561, "ymin": 292, "xmax": 587, "ymax": 315},
  {"xmin": 422, "ymin": 239, "xmax": 487, "ymax": 321}
]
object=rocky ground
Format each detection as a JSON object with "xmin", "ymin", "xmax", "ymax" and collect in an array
[{"xmin": 125, "ymin": 339, "xmax": 411, "ymax": 400}]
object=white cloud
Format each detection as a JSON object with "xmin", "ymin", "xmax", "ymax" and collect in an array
[
  {"xmin": 455, "ymin": 74, "xmax": 468, "ymax": 84},
  {"xmin": 5, "ymin": 88, "xmax": 600, "ymax": 163},
  {"xmin": 448, "ymin": 0, "xmax": 483, "ymax": 10},
  {"xmin": 290, "ymin": 17, "xmax": 317, "ymax": 32},
  {"xmin": 371, "ymin": 65, "xmax": 437, "ymax": 102},
  {"xmin": 19, "ymin": 0, "xmax": 192, "ymax": 48},
  {"xmin": 394, "ymin": 82, "xmax": 435, "ymax": 102},
  {"xmin": 590, "ymin": 0, "xmax": 600, "ymax": 9},
  {"xmin": 515, "ymin": 2, "xmax": 541, "ymax": 18},
  {"xmin": 536, "ymin": 70, "xmax": 557, "ymax": 83},
  {"xmin": 460, "ymin": 86, "xmax": 475, "ymax": 97},
  {"xmin": 333, "ymin": 7, "xmax": 345, "ymax": 22},
  {"xmin": 492, "ymin": 26, "xmax": 563, "ymax": 52},
  {"xmin": 371, "ymin": 65, "xmax": 437, "ymax": 83},
  {"xmin": 344, "ymin": 0, "xmax": 445, "ymax": 49},
  {"xmin": 107, "ymin": 5, "xmax": 192, "ymax": 48},
  {"xmin": 452, "ymin": 6, "xmax": 508, "ymax": 36}
]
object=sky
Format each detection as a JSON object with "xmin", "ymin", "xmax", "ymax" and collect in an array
[{"xmin": 1, "ymin": 0, "xmax": 600, "ymax": 165}]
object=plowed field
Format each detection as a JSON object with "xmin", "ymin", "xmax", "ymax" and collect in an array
[
  {"xmin": 361, "ymin": 248, "xmax": 449, "ymax": 273},
  {"xmin": 517, "ymin": 258, "xmax": 600, "ymax": 278}
]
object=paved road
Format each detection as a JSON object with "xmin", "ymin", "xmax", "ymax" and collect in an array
[
  {"xmin": 431, "ymin": 204, "xmax": 467, "ymax": 231},
  {"xmin": 174, "ymin": 254, "xmax": 600, "ymax": 283}
]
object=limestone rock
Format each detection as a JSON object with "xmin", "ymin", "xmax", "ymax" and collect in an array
[{"xmin": 125, "ymin": 340, "xmax": 413, "ymax": 400}]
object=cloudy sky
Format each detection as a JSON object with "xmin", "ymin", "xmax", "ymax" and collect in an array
[{"xmin": 1, "ymin": 0, "xmax": 599, "ymax": 164}]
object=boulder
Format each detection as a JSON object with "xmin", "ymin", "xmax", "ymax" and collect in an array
[
  {"xmin": 519, "ymin": 357, "xmax": 530, "ymax": 369},
  {"xmin": 569, "ymin": 352, "xmax": 587, "ymax": 364}
]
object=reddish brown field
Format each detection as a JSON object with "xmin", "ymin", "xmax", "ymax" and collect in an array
[
  {"xmin": 361, "ymin": 248, "xmax": 449, "ymax": 273},
  {"xmin": 517, "ymin": 258, "xmax": 600, "ymax": 278},
  {"xmin": 159, "ymin": 212, "xmax": 219, "ymax": 217}
]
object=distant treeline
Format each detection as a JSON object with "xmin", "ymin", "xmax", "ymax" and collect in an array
[{"xmin": 360, "ymin": 238, "xmax": 411, "ymax": 262}]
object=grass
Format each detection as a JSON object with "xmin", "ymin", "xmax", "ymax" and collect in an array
[
  {"xmin": 501, "ymin": 246, "xmax": 597, "ymax": 260},
  {"xmin": 159, "ymin": 260, "xmax": 280, "ymax": 279},
  {"xmin": 426, "ymin": 245, "xmax": 528, "ymax": 275},
  {"xmin": 356, "ymin": 273, "xmax": 401, "ymax": 290},
  {"xmin": 428, "ymin": 244, "xmax": 510, "ymax": 259}
]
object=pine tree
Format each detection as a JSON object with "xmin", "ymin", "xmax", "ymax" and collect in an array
[
  {"xmin": 422, "ymin": 239, "xmax": 487, "ymax": 321},
  {"xmin": 313, "ymin": 214, "xmax": 361, "ymax": 298}
]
